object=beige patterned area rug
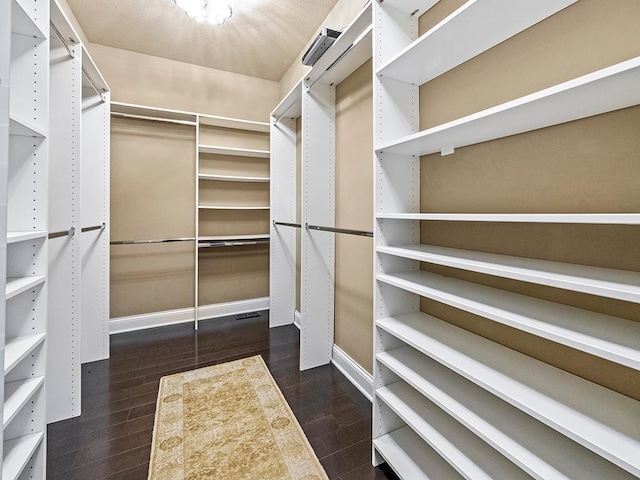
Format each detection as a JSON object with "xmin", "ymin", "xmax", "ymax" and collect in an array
[{"xmin": 148, "ymin": 355, "xmax": 329, "ymax": 480}]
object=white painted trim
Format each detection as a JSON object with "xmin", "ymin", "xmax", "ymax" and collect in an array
[
  {"xmin": 110, "ymin": 297, "xmax": 270, "ymax": 334},
  {"xmin": 332, "ymin": 345, "xmax": 373, "ymax": 402},
  {"xmin": 294, "ymin": 310, "xmax": 301, "ymax": 330}
]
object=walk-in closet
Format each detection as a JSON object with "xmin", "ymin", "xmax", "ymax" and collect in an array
[{"xmin": 1, "ymin": 0, "xmax": 639, "ymax": 478}]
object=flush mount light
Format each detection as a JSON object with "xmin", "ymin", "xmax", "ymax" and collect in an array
[{"xmin": 175, "ymin": 0, "xmax": 233, "ymax": 25}]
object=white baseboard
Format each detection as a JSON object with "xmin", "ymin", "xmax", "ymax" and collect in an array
[
  {"xmin": 331, "ymin": 345, "xmax": 373, "ymax": 402},
  {"xmin": 110, "ymin": 297, "xmax": 270, "ymax": 335},
  {"xmin": 293, "ymin": 310, "xmax": 301, "ymax": 330}
]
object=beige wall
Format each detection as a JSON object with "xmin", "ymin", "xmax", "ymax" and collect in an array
[
  {"xmin": 90, "ymin": 43, "xmax": 279, "ymax": 121},
  {"xmin": 110, "ymin": 117, "xmax": 196, "ymax": 318},
  {"xmin": 418, "ymin": 0, "xmax": 640, "ymax": 400},
  {"xmin": 279, "ymin": 0, "xmax": 369, "ymax": 99},
  {"xmin": 334, "ymin": 60, "xmax": 374, "ymax": 373}
]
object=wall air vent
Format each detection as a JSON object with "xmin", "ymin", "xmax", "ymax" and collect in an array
[{"xmin": 302, "ymin": 28, "xmax": 342, "ymax": 66}]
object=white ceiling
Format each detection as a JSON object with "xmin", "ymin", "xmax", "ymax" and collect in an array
[{"xmin": 65, "ymin": 0, "xmax": 340, "ymax": 81}]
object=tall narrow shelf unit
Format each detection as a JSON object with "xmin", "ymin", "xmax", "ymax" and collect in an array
[
  {"xmin": 196, "ymin": 113, "xmax": 271, "ymax": 329},
  {"xmin": 372, "ymin": 1, "xmax": 640, "ymax": 479},
  {"xmin": 3, "ymin": 0, "xmax": 49, "ymax": 477},
  {"xmin": 270, "ymin": 2, "xmax": 372, "ymax": 370},
  {"xmin": 46, "ymin": 0, "xmax": 111, "ymax": 425}
]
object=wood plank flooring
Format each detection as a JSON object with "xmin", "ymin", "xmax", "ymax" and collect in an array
[{"xmin": 46, "ymin": 312, "xmax": 398, "ymax": 479}]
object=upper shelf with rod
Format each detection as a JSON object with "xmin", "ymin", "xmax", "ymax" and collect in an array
[{"xmin": 305, "ymin": 1, "xmax": 372, "ymax": 90}]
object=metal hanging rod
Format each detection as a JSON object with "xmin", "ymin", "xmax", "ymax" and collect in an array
[
  {"xmin": 110, "ymin": 237, "xmax": 196, "ymax": 246},
  {"xmin": 81, "ymin": 223, "xmax": 106, "ymax": 233},
  {"xmin": 306, "ymin": 223, "xmax": 373, "ymax": 238},
  {"xmin": 49, "ymin": 227, "xmax": 76, "ymax": 240},
  {"xmin": 82, "ymin": 68, "xmax": 107, "ymax": 103},
  {"xmin": 306, "ymin": 26, "xmax": 371, "ymax": 92},
  {"xmin": 273, "ymin": 221, "xmax": 302, "ymax": 229},
  {"xmin": 111, "ymin": 111, "xmax": 197, "ymax": 126},
  {"xmin": 50, "ymin": 22, "xmax": 75, "ymax": 59},
  {"xmin": 198, "ymin": 239, "xmax": 270, "ymax": 248}
]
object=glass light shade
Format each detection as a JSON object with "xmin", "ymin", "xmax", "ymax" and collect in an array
[{"xmin": 175, "ymin": 0, "xmax": 232, "ymax": 24}]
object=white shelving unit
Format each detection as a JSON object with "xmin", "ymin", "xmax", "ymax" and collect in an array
[
  {"xmin": 195, "ymin": 111, "xmax": 271, "ymax": 330},
  {"xmin": 373, "ymin": 1, "xmax": 640, "ymax": 478},
  {"xmin": 45, "ymin": 0, "xmax": 111, "ymax": 425},
  {"xmin": 269, "ymin": 79, "xmax": 302, "ymax": 332},
  {"xmin": 3, "ymin": 0, "xmax": 50, "ymax": 476},
  {"xmin": 270, "ymin": 2, "xmax": 373, "ymax": 370}
]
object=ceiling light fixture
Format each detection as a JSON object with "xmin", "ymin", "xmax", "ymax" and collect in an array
[{"xmin": 175, "ymin": 0, "xmax": 233, "ymax": 25}]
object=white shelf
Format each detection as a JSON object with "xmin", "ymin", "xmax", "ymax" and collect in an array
[
  {"xmin": 4, "ymin": 334, "xmax": 46, "ymax": 375},
  {"xmin": 2, "ymin": 432, "xmax": 44, "ymax": 480},
  {"xmin": 7, "ymin": 231, "xmax": 47, "ymax": 244},
  {"xmin": 199, "ymin": 114, "xmax": 269, "ymax": 132},
  {"xmin": 379, "ymin": 0, "xmax": 439, "ymax": 14},
  {"xmin": 5, "ymin": 276, "xmax": 46, "ymax": 300},
  {"xmin": 376, "ymin": 57, "xmax": 640, "ymax": 157},
  {"xmin": 198, "ymin": 145, "xmax": 270, "ymax": 158},
  {"xmin": 378, "ymin": 348, "xmax": 639, "ymax": 480},
  {"xmin": 376, "ymin": 313, "xmax": 640, "ymax": 476},
  {"xmin": 3, "ymin": 377, "xmax": 45, "ymax": 429},
  {"xmin": 198, "ymin": 173, "xmax": 269, "ymax": 183},
  {"xmin": 378, "ymin": 383, "xmax": 530, "ymax": 479},
  {"xmin": 377, "ymin": 0, "xmax": 576, "ymax": 86},
  {"xmin": 199, "ymin": 234, "xmax": 270, "ymax": 241},
  {"xmin": 272, "ymin": 79, "xmax": 302, "ymax": 120},
  {"xmin": 374, "ymin": 426, "xmax": 462, "ymax": 480},
  {"xmin": 198, "ymin": 205, "xmax": 270, "ymax": 210},
  {"xmin": 306, "ymin": 3, "xmax": 372, "ymax": 88},
  {"xmin": 81, "ymin": 44, "xmax": 110, "ymax": 94},
  {"xmin": 378, "ymin": 244, "xmax": 640, "ymax": 304},
  {"xmin": 111, "ymin": 101, "xmax": 197, "ymax": 123},
  {"xmin": 9, "ymin": 114, "xmax": 46, "ymax": 138},
  {"xmin": 377, "ymin": 270, "xmax": 640, "ymax": 369},
  {"xmin": 11, "ymin": 0, "xmax": 46, "ymax": 39},
  {"xmin": 375, "ymin": 213, "xmax": 640, "ymax": 224}
]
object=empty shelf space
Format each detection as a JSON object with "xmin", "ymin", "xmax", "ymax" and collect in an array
[
  {"xmin": 198, "ymin": 205, "xmax": 270, "ymax": 210},
  {"xmin": 2, "ymin": 432, "xmax": 44, "ymax": 480},
  {"xmin": 377, "ymin": 0, "xmax": 576, "ymax": 86},
  {"xmin": 374, "ymin": 426, "xmax": 462, "ymax": 480},
  {"xmin": 377, "ymin": 270, "xmax": 640, "ymax": 369},
  {"xmin": 198, "ymin": 173, "xmax": 269, "ymax": 183},
  {"xmin": 9, "ymin": 114, "xmax": 46, "ymax": 138},
  {"xmin": 376, "ymin": 57, "xmax": 640, "ymax": 157},
  {"xmin": 198, "ymin": 145, "xmax": 270, "ymax": 158},
  {"xmin": 377, "ymin": 348, "xmax": 638, "ymax": 480},
  {"xmin": 378, "ymin": 244, "xmax": 640, "ymax": 303},
  {"xmin": 3, "ymin": 377, "xmax": 45, "ymax": 429},
  {"xmin": 4, "ymin": 334, "xmax": 46, "ymax": 375},
  {"xmin": 376, "ymin": 313, "xmax": 640, "ymax": 476},
  {"xmin": 5, "ymin": 276, "xmax": 46, "ymax": 300},
  {"xmin": 7, "ymin": 231, "xmax": 47, "ymax": 244},
  {"xmin": 198, "ymin": 114, "xmax": 269, "ymax": 132},
  {"xmin": 377, "ymin": 383, "xmax": 530, "ymax": 479},
  {"xmin": 199, "ymin": 234, "xmax": 270, "ymax": 241},
  {"xmin": 11, "ymin": 0, "xmax": 46, "ymax": 38},
  {"xmin": 375, "ymin": 213, "xmax": 640, "ymax": 224}
]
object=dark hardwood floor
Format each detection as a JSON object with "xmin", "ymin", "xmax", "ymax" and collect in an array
[{"xmin": 46, "ymin": 312, "xmax": 398, "ymax": 479}]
